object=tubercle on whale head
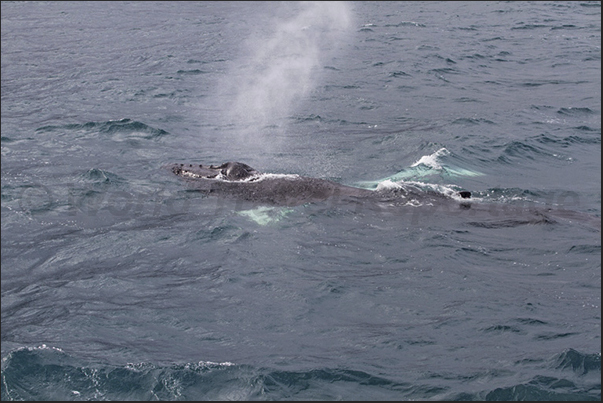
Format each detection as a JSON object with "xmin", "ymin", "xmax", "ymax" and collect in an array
[
  {"xmin": 170, "ymin": 161, "xmax": 260, "ymax": 181},
  {"xmin": 218, "ymin": 162, "xmax": 259, "ymax": 180}
]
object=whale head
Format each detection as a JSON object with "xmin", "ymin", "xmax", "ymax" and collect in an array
[{"xmin": 171, "ymin": 161, "xmax": 260, "ymax": 181}]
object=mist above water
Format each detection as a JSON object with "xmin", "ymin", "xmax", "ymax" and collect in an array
[{"xmin": 216, "ymin": 1, "xmax": 352, "ymax": 155}]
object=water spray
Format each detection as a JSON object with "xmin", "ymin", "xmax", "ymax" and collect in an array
[{"xmin": 217, "ymin": 1, "xmax": 352, "ymax": 154}]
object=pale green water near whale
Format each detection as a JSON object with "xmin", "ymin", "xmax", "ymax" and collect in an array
[{"xmin": 1, "ymin": 1, "xmax": 600, "ymax": 400}]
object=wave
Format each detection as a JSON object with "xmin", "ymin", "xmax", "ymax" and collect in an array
[
  {"xmin": 496, "ymin": 130, "xmax": 600, "ymax": 164},
  {"xmin": 556, "ymin": 107, "xmax": 595, "ymax": 116},
  {"xmin": 355, "ymin": 147, "xmax": 484, "ymax": 190},
  {"xmin": 497, "ymin": 141, "xmax": 544, "ymax": 162},
  {"xmin": 1, "ymin": 346, "xmax": 599, "ymax": 401},
  {"xmin": 176, "ymin": 69, "xmax": 209, "ymax": 75},
  {"xmin": 36, "ymin": 119, "xmax": 169, "ymax": 140},
  {"xmin": 80, "ymin": 168, "xmax": 126, "ymax": 186}
]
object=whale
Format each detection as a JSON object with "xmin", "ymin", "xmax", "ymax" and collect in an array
[
  {"xmin": 166, "ymin": 161, "xmax": 601, "ymax": 230},
  {"xmin": 167, "ymin": 161, "xmax": 472, "ymax": 208}
]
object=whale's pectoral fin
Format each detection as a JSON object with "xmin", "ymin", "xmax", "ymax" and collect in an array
[{"xmin": 237, "ymin": 206, "xmax": 294, "ymax": 225}]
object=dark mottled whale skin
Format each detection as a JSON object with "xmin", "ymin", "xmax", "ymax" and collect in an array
[{"xmin": 167, "ymin": 161, "xmax": 600, "ymax": 229}]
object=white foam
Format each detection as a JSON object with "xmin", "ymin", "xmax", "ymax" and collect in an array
[
  {"xmin": 403, "ymin": 199, "xmax": 423, "ymax": 207},
  {"xmin": 375, "ymin": 179, "xmax": 403, "ymax": 191},
  {"xmin": 411, "ymin": 147, "xmax": 449, "ymax": 169},
  {"xmin": 23, "ymin": 344, "xmax": 64, "ymax": 352},
  {"xmin": 256, "ymin": 173, "xmax": 300, "ymax": 181},
  {"xmin": 223, "ymin": 172, "xmax": 300, "ymax": 183},
  {"xmin": 179, "ymin": 168, "xmax": 302, "ymax": 184},
  {"xmin": 195, "ymin": 360, "xmax": 236, "ymax": 368},
  {"xmin": 2, "ymin": 344, "xmax": 64, "ymax": 364},
  {"xmin": 404, "ymin": 180, "xmax": 474, "ymax": 201}
]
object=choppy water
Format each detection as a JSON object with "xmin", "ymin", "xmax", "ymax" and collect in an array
[{"xmin": 1, "ymin": 1, "xmax": 601, "ymax": 401}]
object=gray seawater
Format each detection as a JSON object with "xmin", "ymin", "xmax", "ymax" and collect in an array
[{"xmin": 1, "ymin": 1, "xmax": 601, "ymax": 400}]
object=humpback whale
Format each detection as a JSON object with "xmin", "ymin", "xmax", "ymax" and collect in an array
[
  {"xmin": 168, "ymin": 161, "xmax": 471, "ymax": 207},
  {"xmin": 167, "ymin": 161, "xmax": 600, "ymax": 230}
]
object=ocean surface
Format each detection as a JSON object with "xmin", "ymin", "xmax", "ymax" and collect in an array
[{"xmin": 1, "ymin": 1, "xmax": 601, "ymax": 400}]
